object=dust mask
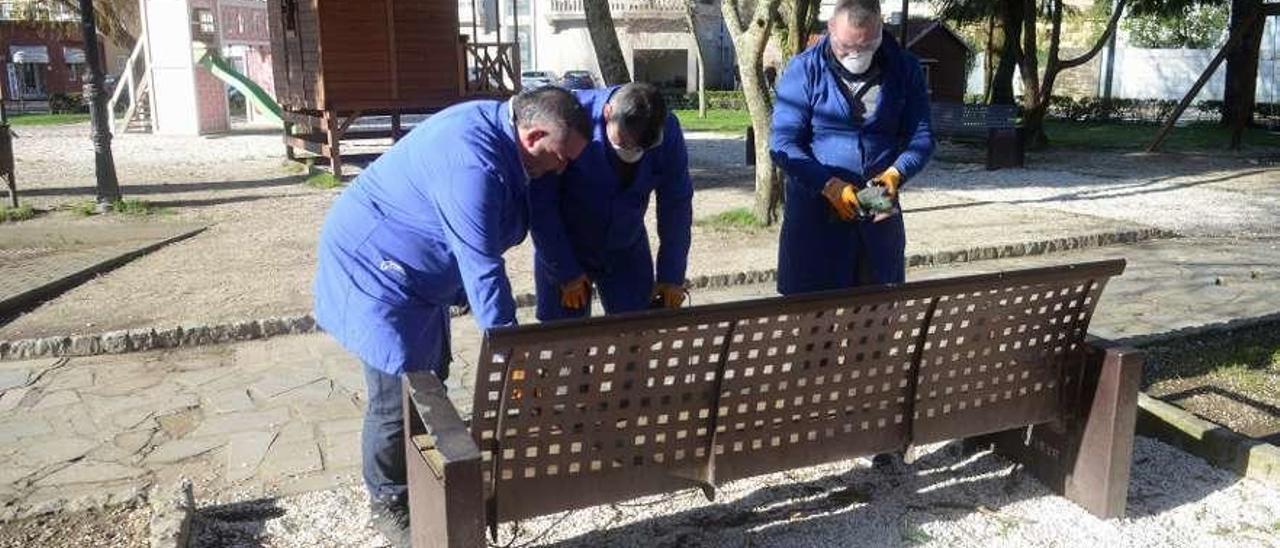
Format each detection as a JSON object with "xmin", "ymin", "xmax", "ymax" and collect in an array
[
  {"xmin": 613, "ymin": 143, "xmax": 645, "ymax": 164},
  {"xmin": 838, "ymin": 36, "xmax": 881, "ymax": 75}
]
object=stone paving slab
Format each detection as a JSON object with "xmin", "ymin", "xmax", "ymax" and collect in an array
[{"xmin": 0, "ymin": 235, "xmax": 1276, "ymax": 522}]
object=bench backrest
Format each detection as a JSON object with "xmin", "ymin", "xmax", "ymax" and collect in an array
[
  {"xmin": 471, "ymin": 260, "xmax": 1124, "ymax": 521},
  {"xmin": 931, "ymin": 102, "xmax": 1019, "ymax": 135}
]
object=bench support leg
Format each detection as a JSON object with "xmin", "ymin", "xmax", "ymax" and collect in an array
[
  {"xmin": 404, "ymin": 372, "xmax": 486, "ymax": 548},
  {"xmin": 981, "ymin": 344, "xmax": 1143, "ymax": 518}
]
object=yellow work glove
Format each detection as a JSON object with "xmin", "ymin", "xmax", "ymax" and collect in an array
[
  {"xmin": 871, "ymin": 166, "xmax": 903, "ymax": 198},
  {"xmin": 821, "ymin": 178, "xmax": 859, "ymax": 221},
  {"xmin": 560, "ymin": 274, "xmax": 591, "ymax": 310},
  {"xmin": 651, "ymin": 283, "xmax": 687, "ymax": 309}
]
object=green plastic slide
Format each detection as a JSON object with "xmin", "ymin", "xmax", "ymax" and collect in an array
[{"xmin": 197, "ymin": 51, "xmax": 283, "ymax": 125}]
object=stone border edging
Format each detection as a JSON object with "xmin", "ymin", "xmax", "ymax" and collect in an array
[
  {"xmin": 0, "ymin": 227, "xmax": 208, "ymax": 319},
  {"xmin": 1136, "ymin": 393, "xmax": 1280, "ymax": 487},
  {"xmin": 0, "ymin": 227, "xmax": 1175, "ymax": 361}
]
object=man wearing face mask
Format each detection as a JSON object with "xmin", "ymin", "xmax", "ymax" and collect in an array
[
  {"xmin": 529, "ymin": 82, "xmax": 693, "ymax": 321},
  {"xmin": 312, "ymin": 87, "xmax": 590, "ymax": 547},
  {"xmin": 770, "ymin": 0, "xmax": 934, "ymax": 295}
]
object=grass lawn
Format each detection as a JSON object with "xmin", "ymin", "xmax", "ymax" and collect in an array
[
  {"xmin": 1043, "ymin": 120, "xmax": 1280, "ymax": 151},
  {"xmin": 674, "ymin": 109, "xmax": 1280, "ymax": 152},
  {"xmin": 8, "ymin": 113, "xmax": 91, "ymax": 126},
  {"xmin": 674, "ymin": 109, "xmax": 751, "ymax": 135}
]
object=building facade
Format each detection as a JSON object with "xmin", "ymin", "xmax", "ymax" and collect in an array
[
  {"xmin": 1, "ymin": 1, "xmax": 91, "ymax": 102},
  {"xmin": 460, "ymin": 0, "xmax": 736, "ymax": 92}
]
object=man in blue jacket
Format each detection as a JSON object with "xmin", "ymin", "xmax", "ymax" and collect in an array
[
  {"xmin": 312, "ymin": 87, "xmax": 590, "ymax": 546},
  {"xmin": 529, "ymin": 82, "xmax": 693, "ymax": 320},
  {"xmin": 770, "ymin": 0, "xmax": 934, "ymax": 295}
]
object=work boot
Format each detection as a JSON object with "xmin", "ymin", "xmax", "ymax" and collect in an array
[{"xmin": 369, "ymin": 494, "xmax": 411, "ymax": 548}]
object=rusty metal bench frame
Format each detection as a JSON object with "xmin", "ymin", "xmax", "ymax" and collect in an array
[{"xmin": 404, "ymin": 259, "xmax": 1141, "ymax": 547}]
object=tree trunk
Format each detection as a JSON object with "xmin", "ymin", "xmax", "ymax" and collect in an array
[
  {"xmin": 584, "ymin": 0, "xmax": 632, "ymax": 85},
  {"xmin": 1021, "ymin": 0, "xmax": 1129, "ymax": 150},
  {"xmin": 723, "ymin": 0, "xmax": 783, "ymax": 225},
  {"xmin": 989, "ymin": 0, "xmax": 1024, "ymax": 105},
  {"xmin": 1223, "ymin": 0, "xmax": 1264, "ymax": 147},
  {"xmin": 684, "ymin": 1, "xmax": 709, "ymax": 117}
]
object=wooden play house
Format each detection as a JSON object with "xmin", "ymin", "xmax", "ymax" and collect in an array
[{"xmin": 266, "ymin": 0, "xmax": 522, "ymax": 175}]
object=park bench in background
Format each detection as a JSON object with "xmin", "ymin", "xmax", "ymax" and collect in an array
[
  {"xmin": 930, "ymin": 101, "xmax": 1024, "ymax": 170},
  {"xmin": 404, "ymin": 259, "xmax": 1141, "ymax": 547}
]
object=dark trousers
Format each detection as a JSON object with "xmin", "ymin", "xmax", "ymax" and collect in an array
[{"xmin": 362, "ymin": 363, "xmax": 407, "ymax": 501}]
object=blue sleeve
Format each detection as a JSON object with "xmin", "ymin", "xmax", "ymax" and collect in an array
[
  {"xmin": 528, "ymin": 174, "xmax": 585, "ymax": 284},
  {"xmin": 655, "ymin": 116, "xmax": 693, "ymax": 285},
  {"xmin": 892, "ymin": 59, "xmax": 936, "ymax": 183},
  {"xmin": 432, "ymin": 167, "xmax": 517, "ymax": 330},
  {"xmin": 770, "ymin": 58, "xmax": 831, "ymax": 196}
]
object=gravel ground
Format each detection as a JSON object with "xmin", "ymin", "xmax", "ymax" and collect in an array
[
  {"xmin": 916, "ymin": 149, "xmax": 1280, "ymax": 238},
  {"xmin": 180, "ymin": 436, "xmax": 1280, "ymax": 547},
  {"xmin": 0, "ymin": 502, "xmax": 148, "ymax": 548}
]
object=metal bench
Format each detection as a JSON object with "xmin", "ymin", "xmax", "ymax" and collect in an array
[
  {"xmin": 930, "ymin": 101, "xmax": 1024, "ymax": 170},
  {"xmin": 404, "ymin": 259, "xmax": 1141, "ymax": 547}
]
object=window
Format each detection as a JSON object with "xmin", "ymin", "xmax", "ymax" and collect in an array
[
  {"xmin": 67, "ymin": 62, "xmax": 85, "ymax": 82},
  {"xmin": 196, "ymin": 8, "xmax": 216, "ymax": 34}
]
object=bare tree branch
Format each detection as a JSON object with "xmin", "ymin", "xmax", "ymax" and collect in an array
[{"xmin": 1058, "ymin": 0, "xmax": 1129, "ymax": 70}]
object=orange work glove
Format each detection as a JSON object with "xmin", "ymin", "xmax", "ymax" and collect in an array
[
  {"xmin": 821, "ymin": 177, "xmax": 859, "ymax": 221},
  {"xmin": 560, "ymin": 274, "xmax": 591, "ymax": 310},
  {"xmin": 871, "ymin": 166, "xmax": 903, "ymax": 198},
  {"xmin": 651, "ymin": 283, "xmax": 687, "ymax": 309}
]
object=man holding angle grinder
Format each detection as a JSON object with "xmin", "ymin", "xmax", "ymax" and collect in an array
[{"xmin": 770, "ymin": 0, "xmax": 935, "ymax": 295}]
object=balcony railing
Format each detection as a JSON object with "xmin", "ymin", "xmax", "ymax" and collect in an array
[{"xmin": 545, "ymin": 0, "xmax": 684, "ymax": 21}]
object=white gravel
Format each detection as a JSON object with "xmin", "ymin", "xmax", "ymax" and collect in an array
[
  {"xmin": 195, "ymin": 436, "xmax": 1280, "ymax": 547},
  {"xmin": 914, "ymin": 154, "xmax": 1280, "ymax": 238}
]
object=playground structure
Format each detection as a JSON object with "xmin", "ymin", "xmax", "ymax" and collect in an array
[
  {"xmin": 266, "ymin": 0, "xmax": 523, "ymax": 176},
  {"xmin": 109, "ymin": 0, "xmax": 281, "ymax": 136}
]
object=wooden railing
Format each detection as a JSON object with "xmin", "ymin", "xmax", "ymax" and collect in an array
[
  {"xmin": 546, "ymin": 0, "xmax": 684, "ymax": 19},
  {"xmin": 460, "ymin": 42, "xmax": 520, "ymax": 96},
  {"xmin": 107, "ymin": 34, "xmax": 151, "ymax": 134}
]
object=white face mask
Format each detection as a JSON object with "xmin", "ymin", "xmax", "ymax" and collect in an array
[
  {"xmin": 837, "ymin": 36, "xmax": 881, "ymax": 75},
  {"xmin": 610, "ymin": 126, "xmax": 663, "ymax": 164},
  {"xmin": 613, "ymin": 143, "xmax": 645, "ymax": 164}
]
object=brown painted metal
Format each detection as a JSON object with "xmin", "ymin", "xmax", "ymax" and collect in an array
[
  {"xmin": 404, "ymin": 372, "xmax": 485, "ymax": 548},
  {"xmin": 986, "ymin": 341, "xmax": 1143, "ymax": 518},
  {"xmin": 458, "ymin": 259, "xmax": 1128, "ymax": 525}
]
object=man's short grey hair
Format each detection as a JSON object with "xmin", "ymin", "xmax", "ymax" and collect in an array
[
  {"xmin": 832, "ymin": 0, "xmax": 882, "ymax": 27},
  {"xmin": 512, "ymin": 86, "xmax": 592, "ymax": 141}
]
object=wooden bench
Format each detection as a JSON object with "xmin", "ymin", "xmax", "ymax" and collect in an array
[
  {"xmin": 930, "ymin": 101, "xmax": 1024, "ymax": 170},
  {"xmin": 404, "ymin": 259, "xmax": 1141, "ymax": 547}
]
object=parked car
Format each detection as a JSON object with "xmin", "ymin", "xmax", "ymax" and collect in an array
[
  {"xmin": 520, "ymin": 70, "xmax": 558, "ymax": 90},
  {"xmin": 560, "ymin": 70, "xmax": 596, "ymax": 90}
]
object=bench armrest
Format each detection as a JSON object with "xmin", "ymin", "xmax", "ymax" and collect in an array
[{"xmin": 404, "ymin": 371, "xmax": 485, "ymax": 548}]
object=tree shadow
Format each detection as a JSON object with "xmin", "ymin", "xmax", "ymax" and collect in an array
[{"xmin": 16, "ymin": 175, "xmax": 306, "ymax": 198}]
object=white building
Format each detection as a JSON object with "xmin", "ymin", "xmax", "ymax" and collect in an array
[{"xmin": 459, "ymin": 0, "xmax": 736, "ymax": 92}]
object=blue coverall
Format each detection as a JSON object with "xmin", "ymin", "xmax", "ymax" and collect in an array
[
  {"xmin": 529, "ymin": 87, "xmax": 693, "ymax": 321},
  {"xmin": 770, "ymin": 31, "xmax": 935, "ymax": 294},
  {"xmin": 312, "ymin": 100, "xmax": 528, "ymax": 502}
]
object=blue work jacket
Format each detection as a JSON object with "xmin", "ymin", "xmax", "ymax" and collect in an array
[
  {"xmin": 313, "ymin": 100, "xmax": 528, "ymax": 376},
  {"xmin": 528, "ymin": 87, "xmax": 693, "ymax": 287},
  {"xmin": 770, "ymin": 31, "xmax": 935, "ymax": 293}
]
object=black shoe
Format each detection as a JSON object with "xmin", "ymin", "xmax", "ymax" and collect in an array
[{"xmin": 369, "ymin": 495, "xmax": 411, "ymax": 548}]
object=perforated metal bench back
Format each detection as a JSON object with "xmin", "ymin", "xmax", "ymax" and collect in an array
[{"xmin": 471, "ymin": 260, "xmax": 1123, "ymax": 521}]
